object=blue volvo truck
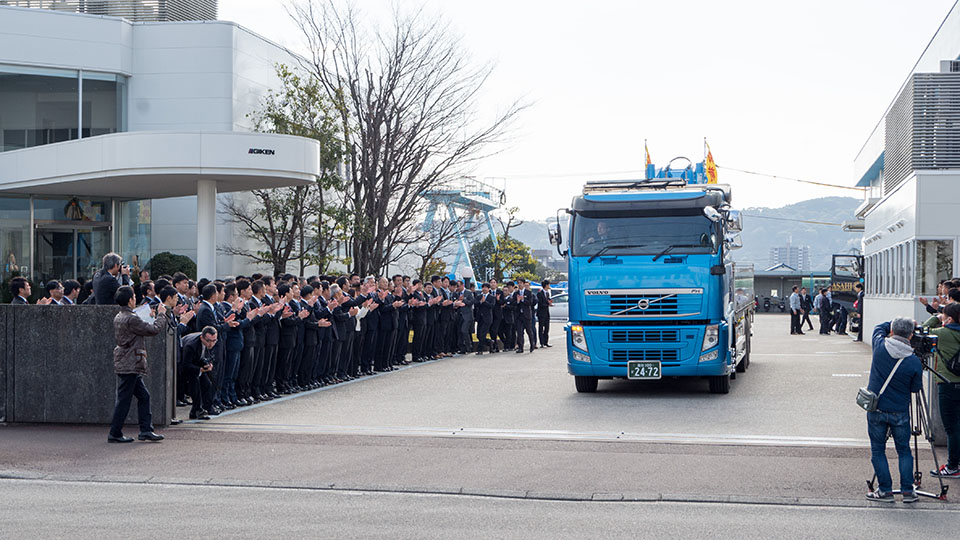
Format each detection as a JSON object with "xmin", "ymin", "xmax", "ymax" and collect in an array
[{"xmin": 548, "ymin": 159, "xmax": 753, "ymax": 394}]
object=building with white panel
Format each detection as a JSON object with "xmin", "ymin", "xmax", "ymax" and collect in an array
[
  {"xmin": 853, "ymin": 2, "xmax": 960, "ymax": 331},
  {"xmin": 0, "ymin": 1, "xmax": 318, "ymax": 287}
]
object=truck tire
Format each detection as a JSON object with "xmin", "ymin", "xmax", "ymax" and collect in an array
[
  {"xmin": 736, "ymin": 320, "xmax": 751, "ymax": 373},
  {"xmin": 709, "ymin": 375, "xmax": 730, "ymax": 394},
  {"xmin": 575, "ymin": 376, "xmax": 599, "ymax": 393}
]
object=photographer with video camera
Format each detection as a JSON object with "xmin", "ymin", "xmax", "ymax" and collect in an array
[
  {"xmin": 921, "ymin": 302, "xmax": 960, "ymax": 479},
  {"xmin": 865, "ymin": 317, "xmax": 924, "ymax": 503}
]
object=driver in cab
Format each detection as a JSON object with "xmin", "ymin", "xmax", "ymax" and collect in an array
[{"xmin": 582, "ymin": 220, "xmax": 611, "ymax": 246}]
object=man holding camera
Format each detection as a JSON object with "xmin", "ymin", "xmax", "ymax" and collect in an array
[
  {"xmin": 865, "ymin": 317, "xmax": 924, "ymax": 502},
  {"xmin": 922, "ymin": 303, "xmax": 960, "ymax": 478},
  {"xmin": 93, "ymin": 252, "xmax": 132, "ymax": 305}
]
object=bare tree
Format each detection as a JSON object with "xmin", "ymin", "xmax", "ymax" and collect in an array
[
  {"xmin": 288, "ymin": 1, "xmax": 527, "ymax": 276},
  {"xmin": 495, "ymin": 206, "xmax": 524, "ymax": 240},
  {"xmin": 219, "ymin": 65, "xmax": 346, "ymax": 276}
]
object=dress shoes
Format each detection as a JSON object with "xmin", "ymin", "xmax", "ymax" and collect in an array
[
  {"xmin": 176, "ymin": 400, "xmax": 188, "ymax": 407},
  {"xmin": 208, "ymin": 408, "xmax": 221, "ymax": 416},
  {"xmin": 516, "ymin": 349, "xmax": 523, "ymax": 354},
  {"xmin": 138, "ymin": 432, "xmax": 164, "ymax": 442},
  {"xmin": 169, "ymin": 418, "xmax": 183, "ymax": 425},
  {"xmin": 223, "ymin": 402, "xmax": 236, "ymax": 410},
  {"xmin": 189, "ymin": 411, "xmax": 211, "ymax": 420},
  {"xmin": 475, "ymin": 351, "xmax": 483, "ymax": 355},
  {"xmin": 107, "ymin": 435, "xmax": 134, "ymax": 443}
]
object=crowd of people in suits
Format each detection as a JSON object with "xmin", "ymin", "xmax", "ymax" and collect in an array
[
  {"xmin": 7, "ymin": 253, "xmax": 559, "ymax": 428},
  {"xmin": 787, "ymin": 284, "xmax": 864, "ymax": 341}
]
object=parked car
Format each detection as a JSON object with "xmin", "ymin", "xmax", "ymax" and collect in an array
[{"xmin": 549, "ymin": 292, "xmax": 568, "ymax": 321}]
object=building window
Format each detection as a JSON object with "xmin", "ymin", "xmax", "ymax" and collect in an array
[
  {"xmin": 916, "ymin": 240, "xmax": 953, "ymax": 296},
  {"xmin": 0, "ymin": 196, "xmax": 30, "ymax": 286},
  {"xmin": 117, "ymin": 200, "xmax": 152, "ymax": 272},
  {"xmin": 0, "ymin": 64, "xmax": 127, "ymax": 152}
]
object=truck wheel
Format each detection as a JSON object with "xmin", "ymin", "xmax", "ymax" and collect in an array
[
  {"xmin": 736, "ymin": 320, "xmax": 752, "ymax": 373},
  {"xmin": 709, "ymin": 375, "xmax": 730, "ymax": 394},
  {"xmin": 575, "ymin": 376, "xmax": 599, "ymax": 393}
]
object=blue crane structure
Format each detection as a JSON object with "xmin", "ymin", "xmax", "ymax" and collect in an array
[{"xmin": 421, "ymin": 177, "xmax": 505, "ymax": 278}]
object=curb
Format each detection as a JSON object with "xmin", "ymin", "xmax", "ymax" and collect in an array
[{"xmin": 1, "ymin": 470, "xmax": 956, "ymax": 511}]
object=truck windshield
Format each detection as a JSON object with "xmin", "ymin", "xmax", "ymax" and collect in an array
[{"xmin": 571, "ymin": 213, "xmax": 718, "ymax": 257}]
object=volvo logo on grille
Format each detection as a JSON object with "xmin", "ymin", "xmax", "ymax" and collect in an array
[{"xmin": 637, "ymin": 299, "xmax": 650, "ymax": 310}]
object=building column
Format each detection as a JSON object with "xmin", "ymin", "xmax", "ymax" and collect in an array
[{"xmin": 196, "ymin": 179, "xmax": 217, "ymax": 280}]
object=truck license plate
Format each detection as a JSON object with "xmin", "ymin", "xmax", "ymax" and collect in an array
[{"xmin": 627, "ymin": 360, "xmax": 661, "ymax": 380}]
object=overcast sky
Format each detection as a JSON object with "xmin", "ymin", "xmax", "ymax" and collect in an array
[{"xmin": 220, "ymin": 0, "xmax": 958, "ymax": 219}]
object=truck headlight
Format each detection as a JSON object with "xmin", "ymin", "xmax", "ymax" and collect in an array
[
  {"xmin": 571, "ymin": 350, "xmax": 591, "ymax": 363},
  {"xmin": 702, "ymin": 324, "xmax": 719, "ymax": 351},
  {"xmin": 699, "ymin": 350, "xmax": 719, "ymax": 363},
  {"xmin": 571, "ymin": 325, "xmax": 588, "ymax": 352}
]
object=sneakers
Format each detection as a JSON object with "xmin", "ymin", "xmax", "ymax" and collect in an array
[
  {"xmin": 901, "ymin": 491, "xmax": 919, "ymax": 503},
  {"xmin": 865, "ymin": 489, "xmax": 895, "ymax": 502},
  {"xmin": 930, "ymin": 464, "xmax": 960, "ymax": 478}
]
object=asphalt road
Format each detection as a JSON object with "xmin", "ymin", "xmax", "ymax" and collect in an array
[
  {"xmin": 2, "ymin": 313, "xmax": 957, "ymax": 537},
  {"xmin": 1, "ymin": 479, "xmax": 955, "ymax": 540}
]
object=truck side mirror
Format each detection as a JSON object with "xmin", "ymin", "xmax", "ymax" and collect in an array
[
  {"xmin": 725, "ymin": 232, "xmax": 743, "ymax": 250},
  {"xmin": 726, "ymin": 209, "xmax": 743, "ymax": 232},
  {"xmin": 548, "ymin": 223, "xmax": 562, "ymax": 246}
]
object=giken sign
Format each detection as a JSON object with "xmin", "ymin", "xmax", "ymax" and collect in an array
[{"xmin": 248, "ymin": 148, "xmax": 276, "ymax": 155}]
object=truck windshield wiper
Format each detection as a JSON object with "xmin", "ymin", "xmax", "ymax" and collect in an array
[
  {"xmin": 652, "ymin": 244, "xmax": 702, "ymax": 262},
  {"xmin": 588, "ymin": 243, "xmax": 646, "ymax": 263}
]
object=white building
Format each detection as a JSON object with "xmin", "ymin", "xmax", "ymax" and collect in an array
[
  {"xmin": 854, "ymin": 2, "xmax": 960, "ymax": 331},
  {"xmin": 768, "ymin": 244, "xmax": 811, "ymax": 273},
  {"xmin": 0, "ymin": 1, "xmax": 320, "ymax": 285}
]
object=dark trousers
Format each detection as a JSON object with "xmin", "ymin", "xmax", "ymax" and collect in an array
[
  {"xmin": 223, "ymin": 348, "xmax": 242, "ymax": 403},
  {"xmin": 315, "ymin": 338, "xmax": 330, "ymax": 380},
  {"xmin": 393, "ymin": 323, "xmax": 409, "ymax": 364},
  {"xmin": 327, "ymin": 339, "xmax": 343, "ymax": 379},
  {"xmin": 276, "ymin": 346, "xmax": 293, "ymax": 389},
  {"xmin": 500, "ymin": 321, "xmax": 515, "ymax": 350},
  {"xmin": 109, "ymin": 374, "xmax": 153, "ymax": 437},
  {"xmin": 422, "ymin": 321, "xmax": 435, "ymax": 357},
  {"xmin": 477, "ymin": 321, "xmax": 492, "ymax": 352},
  {"xmin": 249, "ymin": 344, "xmax": 264, "ymax": 396},
  {"xmin": 538, "ymin": 314, "xmax": 550, "ymax": 346},
  {"xmin": 489, "ymin": 318, "xmax": 502, "ymax": 351},
  {"xmin": 236, "ymin": 345, "xmax": 253, "ymax": 399},
  {"xmin": 516, "ymin": 317, "xmax": 535, "ymax": 350},
  {"xmin": 800, "ymin": 312, "xmax": 813, "ymax": 330},
  {"xmin": 939, "ymin": 383, "xmax": 960, "ymax": 469},
  {"xmin": 290, "ymin": 340, "xmax": 305, "ymax": 386},
  {"xmin": 790, "ymin": 310, "xmax": 801, "ymax": 334},
  {"xmin": 212, "ymin": 342, "xmax": 226, "ymax": 405},
  {"xmin": 819, "ymin": 311, "xmax": 832, "ymax": 334},
  {"xmin": 412, "ymin": 321, "xmax": 426, "ymax": 359},
  {"xmin": 338, "ymin": 333, "xmax": 355, "ymax": 378},
  {"xmin": 299, "ymin": 343, "xmax": 317, "ymax": 385},
  {"xmin": 362, "ymin": 327, "xmax": 378, "ymax": 371},
  {"xmin": 375, "ymin": 329, "xmax": 396, "ymax": 370},
  {"xmin": 262, "ymin": 344, "xmax": 278, "ymax": 394},
  {"xmin": 458, "ymin": 319, "xmax": 474, "ymax": 354},
  {"xmin": 184, "ymin": 367, "xmax": 212, "ymax": 415}
]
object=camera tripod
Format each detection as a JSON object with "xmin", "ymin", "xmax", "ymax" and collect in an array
[{"xmin": 867, "ymin": 383, "xmax": 949, "ymax": 500}]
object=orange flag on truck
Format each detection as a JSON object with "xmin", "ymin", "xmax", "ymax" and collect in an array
[
  {"xmin": 705, "ymin": 142, "xmax": 718, "ymax": 184},
  {"xmin": 645, "ymin": 140, "xmax": 652, "ymax": 166}
]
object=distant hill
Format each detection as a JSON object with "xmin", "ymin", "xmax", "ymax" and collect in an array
[
  {"xmin": 735, "ymin": 197, "xmax": 861, "ymax": 271},
  {"xmin": 507, "ymin": 196, "xmax": 862, "ymax": 271}
]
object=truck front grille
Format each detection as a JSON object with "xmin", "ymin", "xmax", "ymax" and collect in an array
[
  {"xmin": 609, "ymin": 329, "xmax": 680, "ymax": 343},
  {"xmin": 610, "ymin": 349, "xmax": 679, "ymax": 363}
]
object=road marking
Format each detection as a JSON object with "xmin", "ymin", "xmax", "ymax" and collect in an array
[
  {"xmin": 174, "ymin": 422, "xmax": 872, "ymax": 448},
  {"xmin": 831, "ymin": 374, "xmax": 862, "ymax": 377}
]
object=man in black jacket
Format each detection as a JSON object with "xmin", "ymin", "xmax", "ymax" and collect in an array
[
  {"xmin": 514, "ymin": 278, "xmax": 536, "ymax": 353},
  {"xmin": 853, "ymin": 283, "xmax": 865, "ymax": 342},
  {"xmin": 180, "ymin": 326, "xmax": 219, "ymax": 420},
  {"xmin": 500, "ymin": 281, "xmax": 517, "ymax": 351},
  {"xmin": 9, "ymin": 277, "xmax": 30, "ymax": 304},
  {"xmin": 475, "ymin": 282, "xmax": 496, "ymax": 354},
  {"xmin": 93, "ymin": 252, "xmax": 131, "ymax": 305},
  {"xmin": 799, "ymin": 287, "xmax": 814, "ymax": 332},
  {"xmin": 536, "ymin": 280, "xmax": 554, "ymax": 347}
]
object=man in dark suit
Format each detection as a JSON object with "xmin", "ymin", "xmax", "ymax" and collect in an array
[
  {"xmin": 514, "ymin": 278, "xmax": 536, "ymax": 353},
  {"xmin": 62, "ymin": 279, "xmax": 81, "ymax": 305},
  {"xmin": 853, "ymin": 283, "xmax": 865, "ymax": 342},
  {"xmin": 313, "ymin": 282, "xmax": 337, "ymax": 384},
  {"xmin": 489, "ymin": 279, "xmax": 504, "ymax": 353},
  {"xmin": 500, "ymin": 281, "xmax": 517, "ymax": 351},
  {"xmin": 374, "ymin": 279, "xmax": 399, "ymax": 373},
  {"xmin": 410, "ymin": 280, "xmax": 428, "ymax": 362},
  {"xmin": 392, "ymin": 276, "xmax": 411, "ymax": 366},
  {"xmin": 9, "ymin": 276, "xmax": 30, "ymax": 304},
  {"xmin": 453, "ymin": 280, "xmax": 476, "ymax": 354},
  {"xmin": 260, "ymin": 277, "xmax": 283, "ymax": 398},
  {"xmin": 536, "ymin": 280, "xmax": 554, "ymax": 348},
  {"xmin": 475, "ymin": 282, "xmax": 496, "ymax": 354},
  {"xmin": 93, "ymin": 252, "xmax": 132, "ymax": 305},
  {"xmin": 195, "ymin": 284, "xmax": 236, "ymax": 414},
  {"xmin": 297, "ymin": 285, "xmax": 320, "ymax": 387},
  {"xmin": 275, "ymin": 283, "xmax": 300, "ymax": 393},
  {"xmin": 180, "ymin": 326, "xmax": 219, "ymax": 420}
]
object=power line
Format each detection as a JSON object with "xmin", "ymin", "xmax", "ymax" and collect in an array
[
  {"xmin": 742, "ymin": 214, "xmax": 843, "ymax": 227},
  {"xmin": 492, "ymin": 165, "xmax": 865, "ymax": 192},
  {"xmin": 718, "ymin": 166, "xmax": 865, "ymax": 191}
]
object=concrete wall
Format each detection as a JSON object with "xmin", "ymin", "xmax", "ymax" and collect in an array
[{"xmin": 0, "ymin": 305, "xmax": 173, "ymax": 426}]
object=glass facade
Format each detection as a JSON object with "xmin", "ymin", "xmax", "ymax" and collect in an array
[
  {"xmin": 116, "ymin": 199, "xmax": 153, "ymax": 272},
  {"xmin": 0, "ymin": 64, "xmax": 126, "ymax": 153},
  {"xmin": 916, "ymin": 240, "xmax": 954, "ymax": 296},
  {"xmin": 0, "ymin": 197, "xmax": 30, "ymax": 283}
]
